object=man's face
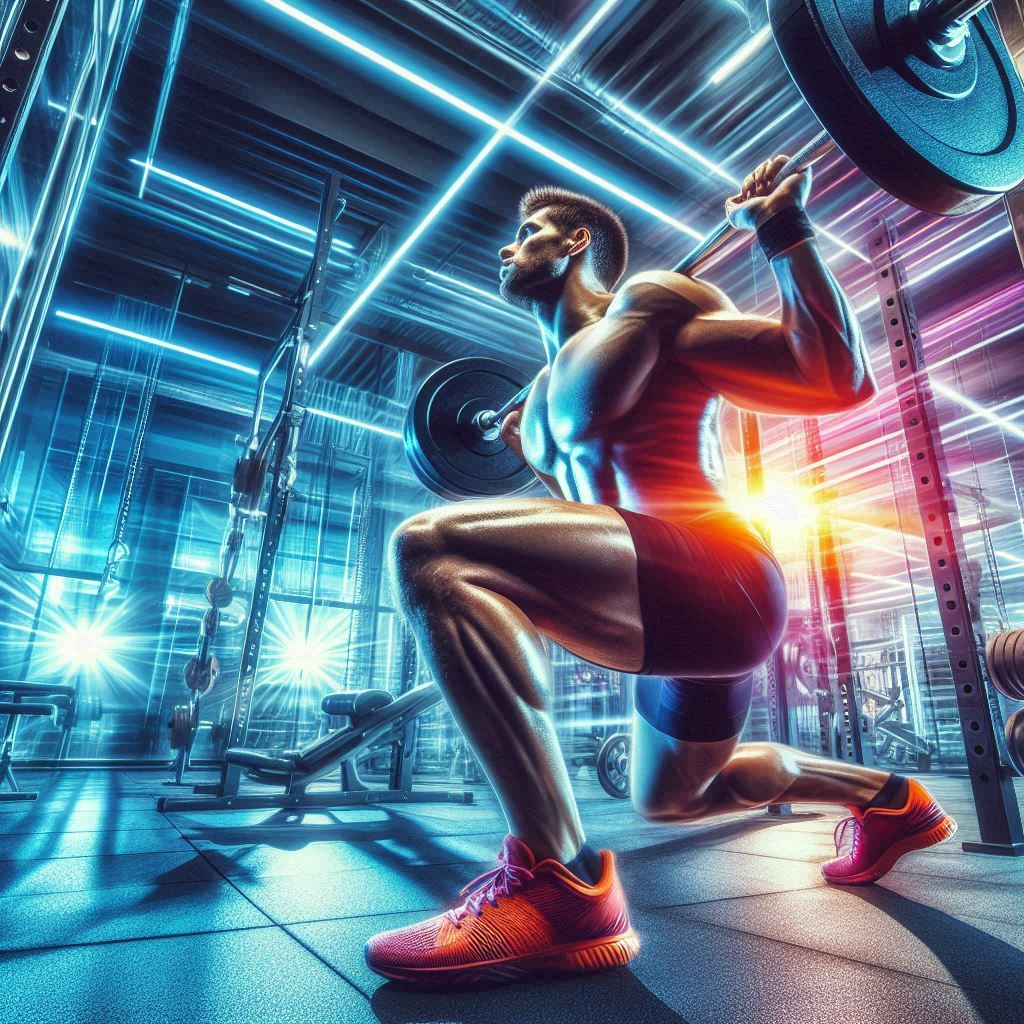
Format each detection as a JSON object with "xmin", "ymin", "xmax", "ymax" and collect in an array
[{"xmin": 498, "ymin": 207, "xmax": 571, "ymax": 308}]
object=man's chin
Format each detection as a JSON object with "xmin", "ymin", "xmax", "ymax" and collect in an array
[{"xmin": 498, "ymin": 279, "xmax": 533, "ymax": 309}]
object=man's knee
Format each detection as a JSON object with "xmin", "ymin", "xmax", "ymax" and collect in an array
[
  {"xmin": 715, "ymin": 743, "xmax": 797, "ymax": 807},
  {"xmin": 629, "ymin": 752, "xmax": 708, "ymax": 823},
  {"xmin": 389, "ymin": 509, "xmax": 475, "ymax": 607},
  {"xmin": 389, "ymin": 512, "xmax": 449, "ymax": 600},
  {"xmin": 632, "ymin": 786, "xmax": 706, "ymax": 824}
]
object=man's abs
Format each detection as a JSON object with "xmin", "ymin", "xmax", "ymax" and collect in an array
[{"xmin": 522, "ymin": 350, "xmax": 729, "ymax": 520}]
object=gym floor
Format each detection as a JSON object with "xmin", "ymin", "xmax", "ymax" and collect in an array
[{"xmin": 1, "ymin": 772, "xmax": 1022, "ymax": 1024}]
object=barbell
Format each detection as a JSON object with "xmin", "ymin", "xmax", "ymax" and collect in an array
[{"xmin": 404, "ymin": 0, "xmax": 1024, "ymax": 501}]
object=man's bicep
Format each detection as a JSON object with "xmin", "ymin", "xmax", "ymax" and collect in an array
[{"xmin": 675, "ymin": 313, "xmax": 839, "ymax": 416}]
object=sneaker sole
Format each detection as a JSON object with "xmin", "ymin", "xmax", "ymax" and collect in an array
[
  {"xmin": 823, "ymin": 814, "xmax": 958, "ymax": 886},
  {"xmin": 367, "ymin": 928, "xmax": 640, "ymax": 988}
]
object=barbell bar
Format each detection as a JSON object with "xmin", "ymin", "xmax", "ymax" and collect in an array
[{"xmin": 404, "ymin": 0, "xmax": 1024, "ymax": 502}]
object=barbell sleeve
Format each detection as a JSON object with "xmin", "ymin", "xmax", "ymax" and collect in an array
[
  {"xmin": 478, "ymin": 384, "xmax": 534, "ymax": 431},
  {"xmin": 479, "ymin": 132, "xmax": 837, "ymax": 435}
]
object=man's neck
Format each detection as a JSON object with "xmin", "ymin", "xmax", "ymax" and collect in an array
[{"xmin": 532, "ymin": 277, "xmax": 613, "ymax": 364}]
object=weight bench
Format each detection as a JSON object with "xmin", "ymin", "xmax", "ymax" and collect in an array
[
  {"xmin": 0, "ymin": 696, "xmax": 59, "ymax": 801},
  {"xmin": 157, "ymin": 682, "xmax": 473, "ymax": 811},
  {"xmin": 225, "ymin": 688, "xmax": 396, "ymax": 783}
]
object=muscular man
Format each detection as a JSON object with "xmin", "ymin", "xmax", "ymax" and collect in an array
[{"xmin": 366, "ymin": 157, "xmax": 957, "ymax": 987}]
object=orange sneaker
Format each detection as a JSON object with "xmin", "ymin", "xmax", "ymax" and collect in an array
[
  {"xmin": 822, "ymin": 778, "xmax": 958, "ymax": 885},
  {"xmin": 365, "ymin": 835, "xmax": 639, "ymax": 988}
]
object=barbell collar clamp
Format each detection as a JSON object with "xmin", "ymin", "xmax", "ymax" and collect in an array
[{"xmin": 472, "ymin": 410, "xmax": 502, "ymax": 440}]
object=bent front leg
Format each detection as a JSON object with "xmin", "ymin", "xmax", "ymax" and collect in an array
[{"xmin": 388, "ymin": 499, "xmax": 644, "ymax": 864}]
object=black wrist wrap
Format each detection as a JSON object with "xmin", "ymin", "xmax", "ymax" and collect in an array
[{"xmin": 756, "ymin": 207, "xmax": 815, "ymax": 262}]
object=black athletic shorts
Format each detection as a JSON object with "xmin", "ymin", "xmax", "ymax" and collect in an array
[{"xmin": 614, "ymin": 506, "xmax": 788, "ymax": 743}]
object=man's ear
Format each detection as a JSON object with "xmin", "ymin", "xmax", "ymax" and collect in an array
[{"xmin": 567, "ymin": 227, "xmax": 591, "ymax": 256}]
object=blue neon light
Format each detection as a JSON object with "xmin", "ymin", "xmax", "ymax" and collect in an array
[
  {"xmin": 308, "ymin": 0, "xmax": 624, "ymax": 367},
  {"xmin": 129, "ymin": 159, "xmax": 354, "ymax": 250},
  {"xmin": 54, "ymin": 311, "xmax": 261, "ymax": 376},
  {"xmin": 139, "ymin": 0, "xmax": 194, "ymax": 199},
  {"xmin": 52, "ymin": 311, "xmax": 403, "ymax": 440}
]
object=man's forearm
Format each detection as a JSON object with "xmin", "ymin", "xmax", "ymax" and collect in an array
[{"xmin": 769, "ymin": 237, "xmax": 875, "ymax": 404}]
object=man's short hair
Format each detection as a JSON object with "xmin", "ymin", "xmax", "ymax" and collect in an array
[{"xmin": 518, "ymin": 186, "xmax": 628, "ymax": 289}]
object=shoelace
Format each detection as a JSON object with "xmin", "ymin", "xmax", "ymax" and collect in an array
[
  {"xmin": 833, "ymin": 816, "xmax": 862, "ymax": 858},
  {"xmin": 445, "ymin": 857, "xmax": 535, "ymax": 926}
]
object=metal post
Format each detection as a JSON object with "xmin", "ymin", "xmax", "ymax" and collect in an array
[
  {"xmin": 739, "ymin": 412, "xmax": 794, "ymax": 814},
  {"xmin": 212, "ymin": 174, "xmax": 342, "ymax": 798},
  {"xmin": 740, "ymin": 412, "xmax": 792, "ymax": 746},
  {"xmin": 0, "ymin": 0, "xmax": 70, "ymax": 188},
  {"xmin": 870, "ymin": 216, "xmax": 1024, "ymax": 854},
  {"xmin": 804, "ymin": 418, "xmax": 872, "ymax": 765}
]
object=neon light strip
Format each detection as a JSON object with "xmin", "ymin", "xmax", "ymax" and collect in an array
[
  {"xmin": 139, "ymin": 0, "xmax": 193, "ymax": 199},
  {"xmin": 710, "ymin": 26, "xmax": 773, "ymax": 85},
  {"xmin": 930, "ymin": 379, "xmax": 1024, "ymax": 441},
  {"xmin": 728, "ymin": 101, "xmax": 803, "ymax": 159},
  {"xmin": 47, "ymin": 101, "xmax": 99, "ymax": 126},
  {"xmin": 52, "ymin": 311, "xmax": 403, "ymax": 439},
  {"xmin": 55, "ymin": 311, "xmax": 260, "ymax": 376},
  {"xmin": 600, "ymin": 98, "xmax": 864, "ymax": 262},
  {"xmin": 256, "ymin": 0, "xmax": 702, "ymax": 243},
  {"xmin": 0, "ymin": 226, "xmax": 24, "ymax": 250},
  {"xmin": 602, "ymin": 96, "xmax": 736, "ymax": 184},
  {"xmin": 853, "ymin": 225, "xmax": 1013, "ymax": 313},
  {"xmin": 309, "ymin": 135, "xmax": 507, "ymax": 365},
  {"xmin": 306, "ymin": 406, "xmax": 402, "ymax": 438},
  {"xmin": 129, "ymin": 159, "xmax": 354, "ymax": 249},
  {"xmin": 408, "ymin": 264, "xmax": 508, "ymax": 305},
  {"xmin": 308, "ymin": 0, "xmax": 623, "ymax": 367}
]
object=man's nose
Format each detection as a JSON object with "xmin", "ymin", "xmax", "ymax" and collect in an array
[{"xmin": 498, "ymin": 242, "xmax": 515, "ymax": 261}]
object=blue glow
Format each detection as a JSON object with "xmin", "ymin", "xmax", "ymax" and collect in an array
[
  {"xmin": 52, "ymin": 312, "xmax": 404, "ymax": 439},
  {"xmin": 54, "ymin": 311, "xmax": 261, "ymax": 376},
  {"xmin": 0, "ymin": 225, "xmax": 23, "ymax": 250},
  {"xmin": 602, "ymin": 95, "xmax": 736, "ymax": 184},
  {"xmin": 256, "ymin": 0, "xmax": 705, "ymax": 244},
  {"xmin": 306, "ymin": 406, "xmax": 402, "ymax": 439},
  {"xmin": 48, "ymin": 613, "xmax": 125, "ymax": 680},
  {"xmin": 139, "ymin": 0, "xmax": 193, "ymax": 199},
  {"xmin": 129, "ymin": 159, "xmax": 354, "ymax": 250},
  {"xmin": 408, "ymin": 263, "xmax": 508, "ymax": 305},
  {"xmin": 262, "ymin": 604, "xmax": 348, "ymax": 686},
  {"xmin": 47, "ymin": 101, "xmax": 99, "ymax": 127},
  {"xmin": 308, "ymin": 0, "xmax": 624, "ymax": 367},
  {"xmin": 710, "ymin": 25, "xmax": 772, "ymax": 84}
]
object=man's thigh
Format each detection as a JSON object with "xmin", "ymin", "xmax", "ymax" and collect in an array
[{"xmin": 416, "ymin": 498, "xmax": 645, "ymax": 672}]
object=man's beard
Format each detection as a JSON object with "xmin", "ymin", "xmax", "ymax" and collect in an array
[{"xmin": 499, "ymin": 258, "xmax": 558, "ymax": 309}]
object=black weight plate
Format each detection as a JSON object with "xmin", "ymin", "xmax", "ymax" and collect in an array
[
  {"xmin": 596, "ymin": 732, "xmax": 631, "ymax": 800},
  {"xmin": 405, "ymin": 357, "xmax": 535, "ymax": 500},
  {"xmin": 1006, "ymin": 708, "xmax": 1024, "ymax": 777},
  {"xmin": 769, "ymin": 0, "xmax": 1024, "ymax": 214},
  {"xmin": 987, "ymin": 628, "xmax": 1024, "ymax": 700}
]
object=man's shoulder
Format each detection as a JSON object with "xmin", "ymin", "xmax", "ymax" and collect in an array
[{"xmin": 609, "ymin": 271, "xmax": 732, "ymax": 316}]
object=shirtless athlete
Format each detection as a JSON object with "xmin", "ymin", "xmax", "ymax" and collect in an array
[{"xmin": 365, "ymin": 156, "xmax": 958, "ymax": 987}]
